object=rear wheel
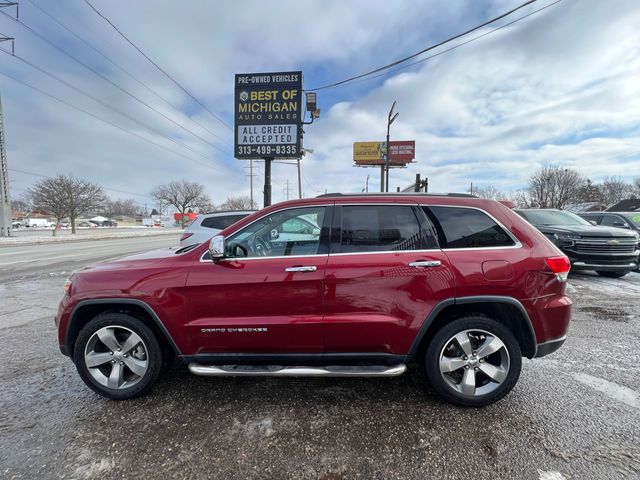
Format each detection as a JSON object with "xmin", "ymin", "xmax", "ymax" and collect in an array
[
  {"xmin": 596, "ymin": 271, "xmax": 628, "ymax": 278},
  {"xmin": 424, "ymin": 315, "xmax": 522, "ymax": 407},
  {"xmin": 73, "ymin": 313, "xmax": 164, "ymax": 400}
]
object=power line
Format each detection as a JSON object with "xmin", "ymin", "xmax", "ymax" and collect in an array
[
  {"xmin": 22, "ymin": 0, "xmax": 231, "ymax": 147},
  {"xmin": 307, "ymin": 0, "xmax": 541, "ymax": 91},
  {"xmin": 0, "ymin": 48, "xmax": 228, "ymax": 163},
  {"xmin": 8, "ymin": 167, "xmax": 150, "ymax": 199},
  {"xmin": 317, "ymin": 0, "xmax": 563, "ymax": 91},
  {"xmin": 0, "ymin": 9, "xmax": 232, "ymax": 156},
  {"xmin": 82, "ymin": 0, "xmax": 232, "ymax": 131},
  {"xmin": 0, "ymin": 69, "xmax": 230, "ymax": 173}
]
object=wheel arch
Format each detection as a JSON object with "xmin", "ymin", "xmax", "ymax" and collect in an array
[
  {"xmin": 409, "ymin": 296, "xmax": 537, "ymax": 359},
  {"xmin": 66, "ymin": 299, "xmax": 181, "ymax": 359}
]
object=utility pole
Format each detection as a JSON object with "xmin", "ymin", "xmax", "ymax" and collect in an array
[
  {"xmin": 263, "ymin": 157, "xmax": 273, "ymax": 208},
  {"xmin": 296, "ymin": 158, "xmax": 302, "ymax": 199},
  {"xmin": 285, "ymin": 178, "xmax": 290, "ymax": 200},
  {"xmin": 0, "ymin": 80, "xmax": 12, "ymax": 238},
  {"xmin": 385, "ymin": 100, "xmax": 399, "ymax": 192},
  {"xmin": 1, "ymin": 3, "xmax": 19, "ymax": 237},
  {"xmin": 249, "ymin": 159, "xmax": 254, "ymax": 208}
]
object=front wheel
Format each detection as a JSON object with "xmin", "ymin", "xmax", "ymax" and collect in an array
[
  {"xmin": 73, "ymin": 313, "xmax": 164, "ymax": 400},
  {"xmin": 424, "ymin": 315, "xmax": 522, "ymax": 407},
  {"xmin": 596, "ymin": 270, "xmax": 628, "ymax": 278}
]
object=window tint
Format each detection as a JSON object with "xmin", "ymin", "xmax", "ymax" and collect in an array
[
  {"xmin": 427, "ymin": 206, "xmax": 515, "ymax": 249},
  {"xmin": 600, "ymin": 215, "xmax": 628, "ymax": 228},
  {"xmin": 339, "ymin": 205, "xmax": 423, "ymax": 253},
  {"xmin": 201, "ymin": 214, "xmax": 248, "ymax": 230},
  {"xmin": 226, "ymin": 207, "xmax": 326, "ymax": 258}
]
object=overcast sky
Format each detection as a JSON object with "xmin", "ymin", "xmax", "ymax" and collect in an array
[{"xmin": 1, "ymin": 0, "xmax": 639, "ymax": 209}]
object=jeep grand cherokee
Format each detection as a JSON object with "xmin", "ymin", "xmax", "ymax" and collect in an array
[{"xmin": 56, "ymin": 194, "xmax": 572, "ymax": 407}]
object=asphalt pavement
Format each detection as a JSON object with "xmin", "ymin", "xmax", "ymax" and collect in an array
[{"xmin": 0, "ymin": 237, "xmax": 639, "ymax": 479}]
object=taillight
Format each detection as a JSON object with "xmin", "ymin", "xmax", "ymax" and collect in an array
[
  {"xmin": 545, "ymin": 256, "xmax": 571, "ymax": 281},
  {"xmin": 180, "ymin": 233, "xmax": 194, "ymax": 241}
]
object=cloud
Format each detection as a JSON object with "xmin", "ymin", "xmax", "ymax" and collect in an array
[{"xmin": 1, "ymin": 0, "xmax": 639, "ymax": 207}]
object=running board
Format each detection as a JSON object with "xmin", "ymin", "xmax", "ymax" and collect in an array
[{"xmin": 188, "ymin": 363, "xmax": 407, "ymax": 378}]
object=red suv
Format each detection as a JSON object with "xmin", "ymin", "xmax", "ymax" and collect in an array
[{"xmin": 56, "ymin": 194, "xmax": 572, "ymax": 407}]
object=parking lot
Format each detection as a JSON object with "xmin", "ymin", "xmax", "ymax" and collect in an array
[{"xmin": 0, "ymin": 236, "xmax": 639, "ymax": 480}]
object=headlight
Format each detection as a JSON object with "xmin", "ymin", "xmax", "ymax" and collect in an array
[{"xmin": 554, "ymin": 233, "xmax": 581, "ymax": 240}]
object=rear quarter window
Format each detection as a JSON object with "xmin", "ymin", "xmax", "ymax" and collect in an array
[
  {"xmin": 425, "ymin": 206, "xmax": 515, "ymax": 249},
  {"xmin": 201, "ymin": 214, "xmax": 247, "ymax": 230}
]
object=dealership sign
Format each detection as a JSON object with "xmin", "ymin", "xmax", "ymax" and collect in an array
[
  {"xmin": 353, "ymin": 141, "xmax": 415, "ymax": 166},
  {"xmin": 234, "ymin": 71, "xmax": 303, "ymax": 159}
]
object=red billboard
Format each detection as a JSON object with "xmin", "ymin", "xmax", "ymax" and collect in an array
[{"xmin": 353, "ymin": 140, "xmax": 415, "ymax": 166}]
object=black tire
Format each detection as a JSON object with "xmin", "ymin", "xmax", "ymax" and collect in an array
[
  {"xmin": 595, "ymin": 270, "xmax": 628, "ymax": 278},
  {"xmin": 73, "ymin": 313, "xmax": 164, "ymax": 400},
  {"xmin": 424, "ymin": 315, "xmax": 522, "ymax": 407}
]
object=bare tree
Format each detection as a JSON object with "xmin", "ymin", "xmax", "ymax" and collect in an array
[
  {"xmin": 150, "ymin": 180, "xmax": 211, "ymax": 228},
  {"xmin": 11, "ymin": 198, "xmax": 30, "ymax": 213},
  {"xmin": 28, "ymin": 176, "xmax": 70, "ymax": 236},
  {"xmin": 527, "ymin": 165, "xmax": 584, "ymax": 209},
  {"xmin": 65, "ymin": 177, "xmax": 108, "ymax": 234},
  {"xmin": 633, "ymin": 177, "xmax": 640, "ymax": 198},
  {"xmin": 105, "ymin": 198, "xmax": 140, "ymax": 218},
  {"xmin": 217, "ymin": 196, "xmax": 254, "ymax": 211},
  {"xmin": 473, "ymin": 186, "xmax": 505, "ymax": 201},
  {"xmin": 575, "ymin": 179, "xmax": 603, "ymax": 203},
  {"xmin": 600, "ymin": 176, "xmax": 633, "ymax": 206}
]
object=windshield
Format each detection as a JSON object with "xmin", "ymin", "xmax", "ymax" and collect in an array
[{"xmin": 518, "ymin": 210, "xmax": 591, "ymax": 226}]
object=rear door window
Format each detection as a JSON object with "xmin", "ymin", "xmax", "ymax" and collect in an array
[
  {"xmin": 338, "ymin": 205, "xmax": 426, "ymax": 253},
  {"xmin": 425, "ymin": 206, "xmax": 515, "ymax": 249},
  {"xmin": 201, "ymin": 214, "xmax": 248, "ymax": 230}
]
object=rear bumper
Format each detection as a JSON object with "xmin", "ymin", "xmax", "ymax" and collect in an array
[
  {"xmin": 534, "ymin": 335, "xmax": 566, "ymax": 358},
  {"xmin": 523, "ymin": 294, "xmax": 572, "ymax": 357}
]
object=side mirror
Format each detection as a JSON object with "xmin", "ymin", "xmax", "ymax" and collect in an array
[
  {"xmin": 312, "ymin": 227, "xmax": 321, "ymax": 236},
  {"xmin": 589, "ymin": 220, "xmax": 597, "ymax": 226},
  {"xmin": 208, "ymin": 235, "xmax": 225, "ymax": 260}
]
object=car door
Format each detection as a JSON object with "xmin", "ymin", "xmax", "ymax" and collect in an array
[
  {"xmin": 184, "ymin": 205, "xmax": 332, "ymax": 355},
  {"xmin": 323, "ymin": 203, "xmax": 455, "ymax": 356}
]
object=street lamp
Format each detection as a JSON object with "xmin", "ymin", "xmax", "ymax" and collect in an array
[{"xmin": 385, "ymin": 101, "xmax": 399, "ymax": 193}]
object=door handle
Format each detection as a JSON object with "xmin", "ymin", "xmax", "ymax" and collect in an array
[
  {"xmin": 285, "ymin": 266, "xmax": 317, "ymax": 272},
  {"xmin": 408, "ymin": 260, "xmax": 442, "ymax": 268}
]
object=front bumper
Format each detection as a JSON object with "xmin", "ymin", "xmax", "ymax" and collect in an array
[{"xmin": 570, "ymin": 260, "xmax": 638, "ymax": 272}]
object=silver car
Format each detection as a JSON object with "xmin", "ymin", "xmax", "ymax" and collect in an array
[{"xmin": 180, "ymin": 211, "xmax": 254, "ymax": 247}]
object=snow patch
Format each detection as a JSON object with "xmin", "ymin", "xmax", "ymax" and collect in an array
[
  {"xmin": 538, "ymin": 471, "xmax": 567, "ymax": 480},
  {"xmin": 574, "ymin": 373, "xmax": 640, "ymax": 409}
]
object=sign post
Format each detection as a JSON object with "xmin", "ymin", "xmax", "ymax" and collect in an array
[{"xmin": 235, "ymin": 71, "xmax": 303, "ymax": 207}]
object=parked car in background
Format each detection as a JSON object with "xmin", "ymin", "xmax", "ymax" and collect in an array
[
  {"xmin": 516, "ymin": 209, "xmax": 639, "ymax": 278},
  {"xmin": 57, "ymin": 194, "xmax": 573, "ymax": 407},
  {"xmin": 24, "ymin": 218, "xmax": 54, "ymax": 228},
  {"xmin": 12, "ymin": 221, "xmax": 22, "ymax": 229},
  {"xmin": 89, "ymin": 219, "xmax": 118, "ymax": 227},
  {"xmin": 579, "ymin": 212, "xmax": 640, "ymax": 233},
  {"xmin": 180, "ymin": 210, "xmax": 254, "ymax": 247}
]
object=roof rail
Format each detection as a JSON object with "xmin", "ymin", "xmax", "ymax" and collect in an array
[{"xmin": 316, "ymin": 192, "xmax": 478, "ymax": 198}]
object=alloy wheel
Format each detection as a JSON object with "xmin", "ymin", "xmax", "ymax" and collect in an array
[
  {"xmin": 438, "ymin": 329, "xmax": 510, "ymax": 397},
  {"xmin": 84, "ymin": 325, "xmax": 149, "ymax": 390}
]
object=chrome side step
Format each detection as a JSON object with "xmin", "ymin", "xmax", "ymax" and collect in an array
[{"xmin": 188, "ymin": 363, "xmax": 407, "ymax": 378}]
